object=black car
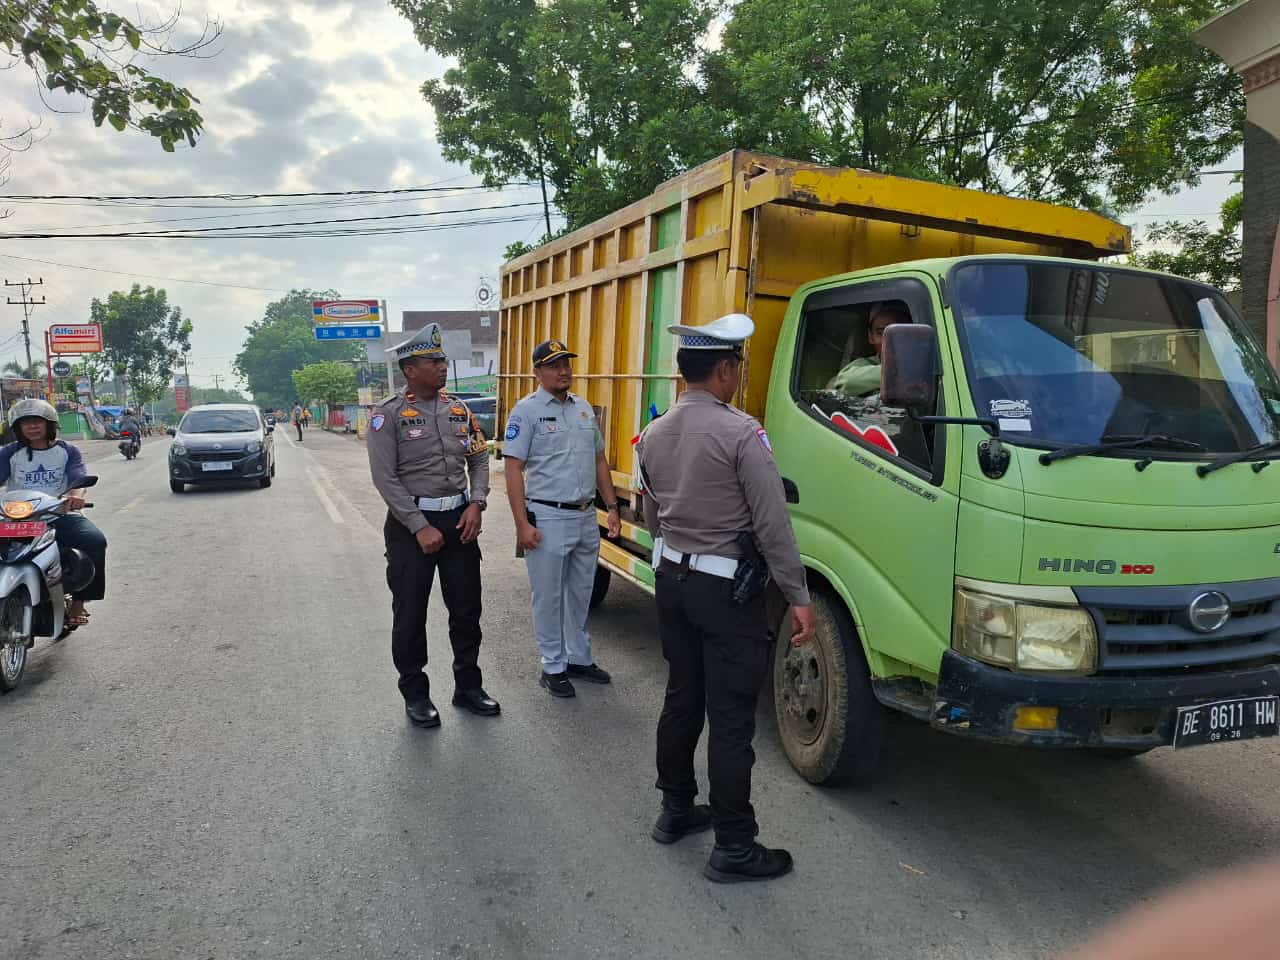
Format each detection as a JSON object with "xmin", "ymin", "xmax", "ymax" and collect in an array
[
  {"xmin": 464, "ymin": 396, "xmax": 496, "ymax": 439},
  {"xmin": 168, "ymin": 403, "xmax": 276, "ymax": 493}
]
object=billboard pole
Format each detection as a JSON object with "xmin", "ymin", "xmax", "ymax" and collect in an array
[
  {"xmin": 380, "ymin": 299, "xmax": 395, "ymax": 399},
  {"xmin": 44, "ymin": 330, "xmax": 53, "ymax": 400}
]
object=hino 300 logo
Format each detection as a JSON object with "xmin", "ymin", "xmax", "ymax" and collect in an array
[{"xmin": 1038, "ymin": 557, "xmax": 1157, "ymax": 575}]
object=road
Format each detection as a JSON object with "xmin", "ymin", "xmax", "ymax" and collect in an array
[{"xmin": 2, "ymin": 427, "xmax": 1277, "ymax": 960}]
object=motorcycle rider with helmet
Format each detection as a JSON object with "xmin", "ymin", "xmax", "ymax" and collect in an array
[
  {"xmin": 118, "ymin": 407, "xmax": 143, "ymax": 456},
  {"xmin": 0, "ymin": 400, "xmax": 106, "ymax": 629}
]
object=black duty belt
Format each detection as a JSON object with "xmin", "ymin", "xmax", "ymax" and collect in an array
[{"xmin": 528, "ymin": 499, "xmax": 593, "ymax": 511}]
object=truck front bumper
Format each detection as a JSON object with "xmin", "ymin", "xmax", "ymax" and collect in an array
[{"xmin": 930, "ymin": 650, "xmax": 1280, "ymax": 749}]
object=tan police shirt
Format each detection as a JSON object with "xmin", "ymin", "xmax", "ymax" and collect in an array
[
  {"xmin": 367, "ymin": 389, "xmax": 490, "ymax": 535},
  {"xmin": 636, "ymin": 388, "xmax": 810, "ymax": 607}
]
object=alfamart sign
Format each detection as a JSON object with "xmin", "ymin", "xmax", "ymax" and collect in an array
[{"xmin": 313, "ymin": 300, "xmax": 380, "ymax": 322}]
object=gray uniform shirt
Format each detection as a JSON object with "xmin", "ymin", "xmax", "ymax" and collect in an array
[
  {"xmin": 367, "ymin": 389, "xmax": 490, "ymax": 534},
  {"xmin": 503, "ymin": 388, "xmax": 604, "ymax": 503},
  {"xmin": 636, "ymin": 388, "xmax": 810, "ymax": 607}
]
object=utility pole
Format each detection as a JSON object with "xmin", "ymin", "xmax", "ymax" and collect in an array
[
  {"xmin": 211, "ymin": 373, "xmax": 223, "ymax": 392},
  {"xmin": 4, "ymin": 277, "xmax": 45, "ymax": 374}
]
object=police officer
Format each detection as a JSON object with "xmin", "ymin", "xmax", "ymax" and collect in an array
[
  {"xmin": 503, "ymin": 339, "xmax": 620, "ymax": 697},
  {"xmin": 367, "ymin": 323, "xmax": 501, "ymax": 726},
  {"xmin": 636, "ymin": 313, "xmax": 816, "ymax": 883}
]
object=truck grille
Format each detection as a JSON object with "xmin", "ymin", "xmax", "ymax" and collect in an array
[{"xmin": 1077, "ymin": 580, "xmax": 1280, "ymax": 674}]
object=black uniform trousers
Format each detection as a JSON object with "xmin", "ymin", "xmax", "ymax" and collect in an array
[
  {"xmin": 654, "ymin": 561, "xmax": 770, "ymax": 846},
  {"xmin": 384, "ymin": 505, "xmax": 483, "ymax": 701}
]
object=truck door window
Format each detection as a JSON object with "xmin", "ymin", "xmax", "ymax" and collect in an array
[{"xmin": 793, "ymin": 279, "xmax": 941, "ymax": 475}]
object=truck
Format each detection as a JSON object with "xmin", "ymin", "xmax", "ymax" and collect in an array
[{"xmin": 498, "ymin": 150, "xmax": 1280, "ymax": 785}]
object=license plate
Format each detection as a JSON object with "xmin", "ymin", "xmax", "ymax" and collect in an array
[
  {"xmin": 1174, "ymin": 696, "xmax": 1279, "ymax": 748},
  {"xmin": 0, "ymin": 521, "xmax": 46, "ymax": 538},
  {"xmin": 201, "ymin": 461, "xmax": 234, "ymax": 472}
]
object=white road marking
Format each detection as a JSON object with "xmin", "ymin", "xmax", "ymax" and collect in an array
[{"xmin": 307, "ymin": 469, "xmax": 344, "ymax": 525}]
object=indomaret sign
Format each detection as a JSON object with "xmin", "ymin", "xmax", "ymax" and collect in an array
[{"xmin": 313, "ymin": 300, "xmax": 379, "ymax": 322}]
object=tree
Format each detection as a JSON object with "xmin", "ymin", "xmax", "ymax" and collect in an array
[
  {"xmin": 151, "ymin": 385, "xmax": 245, "ymax": 423},
  {"xmin": 1, "ymin": 358, "xmax": 45, "ymax": 379},
  {"xmin": 292, "ymin": 362, "xmax": 357, "ymax": 415},
  {"xmin": 88, "ymin": 284, "xmax": 192, "ymax": 407},
  {"xmin": 0, "ymin": 1, "xmax": 218, "ymax": 157},
  {"xmin": 391, "ymin": 0, "xmax": 722, "ymax": 230},
  {"xmin": 233, "ymin": 290, "xmax": 366, "ymax": 411},
  {"xmin": 1129, "ymin": 192, "xmax": 1242, "ymax": 291}
]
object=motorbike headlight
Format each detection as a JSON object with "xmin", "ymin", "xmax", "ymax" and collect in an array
[
  {"xmin": 171, "ymin": 443, "xmax": 187, "ymax": 457},
  {"xmin": 953, "ymin": 586, "xmax": 1097, "ymax": 674},
  {"xmin": 2, "ymin": 500, "xmax": 34, "ymax": 520},
  {"xmin": 245, "ymin": 440, "xmax": 262, "ymax": 454}
]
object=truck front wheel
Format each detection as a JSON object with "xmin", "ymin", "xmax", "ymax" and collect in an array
[
  {"xmin": 773, "ymin": 590, "xmax": 885, "ymax": 786},
  {"xmin": 589, "ymin": 566, "xmax": 612, "ymax": 609}
]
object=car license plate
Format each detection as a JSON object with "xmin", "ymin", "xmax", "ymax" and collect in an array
[
  {"xmin": 1174, "ymin": 696, "xmax": 1279, "ymax": 748},
  {"xmin": 0, "ymin": 521, "xmax": 46, "ymax": 538},
  {"xmin": 202, "ymin": 461, "xmax": 233, "ymax": 472}
]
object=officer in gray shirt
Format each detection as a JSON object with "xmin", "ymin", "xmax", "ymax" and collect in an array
[
  {"xmin": 367, "ymin": 323, "xmax": 500, "ymax": 727},
  {"xmin": 636, "ymin": 313, "xmax": 815, "ymax": 884},
  {"xmin": 503, "ymin": 339, "xmax": 620, "ymax": 698}
]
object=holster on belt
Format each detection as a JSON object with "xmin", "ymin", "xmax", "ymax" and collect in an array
[{"xmin": 731, "ymin": 531, "xmax": 769, "ymax": 605}]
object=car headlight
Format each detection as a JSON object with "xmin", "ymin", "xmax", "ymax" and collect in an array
[
  {"xmin": 953, "ymin": 587, "xmax": 1097, "ymax": 674},
  {"xmin": 171, "ymin": 443, "xmax": 187, "ymax": 457},
  {"xmin": 245, "ymin": 440, "xmax": 262, "ymax": 454}
]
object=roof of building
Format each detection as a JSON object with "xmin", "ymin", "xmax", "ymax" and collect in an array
[{"xmin": 401, "ymin": 310, "xmax": 498, "ymax": 346}]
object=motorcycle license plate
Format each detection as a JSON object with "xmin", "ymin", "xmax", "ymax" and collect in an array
[
  {"xmin": 1173, "ymin": 696, "xmax": 1279, "ymax": 748},
  {"xmin": 0, "ymin": 521, "xmax": 46, "ymax": 538},
  {"xmin": 202, "ymin": 462, "xmax": 233, "ymax": 472}
]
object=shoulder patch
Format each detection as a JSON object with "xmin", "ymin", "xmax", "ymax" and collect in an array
[
  {"xmin": 370, "ymin": 414, "xmax": 386, "ymax": 432},
  {"xmin": 755, "ymin": 428, "xmax": 772, "ymax": 453},
  {"xmin": 505, "ymin": 421, "xmax": 521, "ymax": 441}
]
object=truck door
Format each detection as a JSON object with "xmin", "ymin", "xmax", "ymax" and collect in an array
[{"xmin": 771, "ymin": 273, "xmax": 963, "ymax": 675}]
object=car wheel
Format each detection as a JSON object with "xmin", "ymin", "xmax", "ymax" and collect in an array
[
  {"xmin": 259, "ymin": 475, "xmax": 272, "ymax": 488},
  {"xmin": 170, "ymin": 479, "xmax": 185, "ymax": 493}
]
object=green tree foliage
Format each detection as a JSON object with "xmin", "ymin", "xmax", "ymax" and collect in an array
[
  {"xmin": 394, "ymin": 0, "xmax": 1243, "ymax": 226},
  {"xmin": 233, "ymin": 290, "xmax": 365, "ymax": 411},
  {"xmin": 151, "ymin": 385, "xmax": 245, "ymax": 424},
  {"xmin": 292, "ymin": 362, "xmax": 357, "ymax": 410},
  {"xmin": 88, "ymin": 284, "xmax": 192, "ymax": 406},
  {"xmin": 1, "ymin": 358, "xmax": 45, "ymax": 379},
  {"xmin": 1129, "ymin": 193, "xmax": 1242, "ymax": 291},
  {"xmin": 391, "ymin": 0, "xmax": 722, "ymax": 229},
  {"xmin": 0, "ymin": 0, "xmax": 218, "ymax": 153}
]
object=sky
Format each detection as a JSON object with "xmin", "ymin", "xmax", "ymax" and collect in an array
[{"xmin": 0, "ymin": 0, "xmax": 1238, "ymax": 391}]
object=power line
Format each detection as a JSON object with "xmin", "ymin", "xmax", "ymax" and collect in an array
[{"xmin": 0, "ymin": 182, "xmax": 535, "ymax": 202}]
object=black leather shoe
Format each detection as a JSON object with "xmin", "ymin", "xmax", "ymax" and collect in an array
[
  {"xmin": 452, "ymin": 687, "xmax": 501, "ymax": 716},
  {"xmin": 540, "ymin": 671, "xmax": 576, "ymax": 698},
  {"xmin": 704, "ymin": 843, "xmax": 794, "ymax": 883},
  {"xmin": 405, "ymin": 696, "xmax": 440, "ymax": 728},
  {"xmin": 651, "ymin": 804, "xmax": 712, "ymax": 844},
  {"xmin": 567, "ymin": 662, "xmax": 612, "ymax": 684}
]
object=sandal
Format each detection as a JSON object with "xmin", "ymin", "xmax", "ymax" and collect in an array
[{"xmin": 66, "ymin": 613, "xmax": 90, "ymax": 627}]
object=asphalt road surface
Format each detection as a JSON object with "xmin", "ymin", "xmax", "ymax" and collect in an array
[{"xmin": 3, "ymin": 428, "xmax": 1277, "ymax": 960}]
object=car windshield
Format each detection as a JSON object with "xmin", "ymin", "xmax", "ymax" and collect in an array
[
  {"xmin": 950, "ymin": 261, "xmax": 1280, "ymax": 454},
  {"xmin": 180, "ymin": 410, "xmax": 259, "ymax": 434}
]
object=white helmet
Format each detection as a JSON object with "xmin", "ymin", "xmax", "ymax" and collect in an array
[{"xmin": 8, "ymin": 398, "xmax": 58, "ymax": 428}]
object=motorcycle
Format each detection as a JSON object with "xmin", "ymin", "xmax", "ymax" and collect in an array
[
  {"xmin": 118, "ymin": 430, "xmax": 139, "ymax": 460},
  {"xmin": 0, "ymin": 477, "xmax": 98, "ymax": 692}
]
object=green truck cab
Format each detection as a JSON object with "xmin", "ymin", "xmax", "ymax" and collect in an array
[{"xmin": 769, "ymin": 255, "xmax": 1280, "ymax": 783}]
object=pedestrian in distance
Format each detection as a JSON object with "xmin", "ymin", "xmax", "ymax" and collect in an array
[
  {"xmin": 502, "ymin": 339, "xmax": 620, "ymax": 699},
  {"xmin": 367, "ymin": 322, "xmax": 500, "ymax": 727},
  {"xmin": 636, "ymin": 313, "xmax": 816, "ymax": 884},
  {"xmin": 302, "ymin": 407, "xmax": 312, "ymax": 430},
  {"xmin": 292, "ymin": 403, "xmax": 303, "ymax": 442}
]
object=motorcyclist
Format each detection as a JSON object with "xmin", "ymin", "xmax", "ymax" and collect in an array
[
  {"xmin": 0, "ymin": 400, "xmax": 106, "ymax": 629},
  {"xmin": 119, "ymin": 408, "xmax": 144, "ymax": 451}
]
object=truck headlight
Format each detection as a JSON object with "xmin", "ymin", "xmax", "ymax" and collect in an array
[{"xmin": 953, "ymin": 587, "xmax": 1097, "ymax": 674}]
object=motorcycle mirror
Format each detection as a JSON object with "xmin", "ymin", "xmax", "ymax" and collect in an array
[{"xmin": 77, "ymin": 475, "xmax": 98, "ymax": 489}]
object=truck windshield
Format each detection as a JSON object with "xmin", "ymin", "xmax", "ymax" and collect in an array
[{"xmin": 950, "ymin": 261, "xmax": 1280, "ymax": 454}]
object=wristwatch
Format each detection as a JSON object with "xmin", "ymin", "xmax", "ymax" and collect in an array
[
  {"xmin": 472, "ymin": 499, "xmax": 487, "ymax": 511},
  {"xmin": 605, "ymin": 503, "xmax": 619, "ymax": 512}
]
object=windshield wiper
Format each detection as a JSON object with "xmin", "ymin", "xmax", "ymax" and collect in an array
[
  {"xmin": 1039, "ymin": 433, "xmax": 1204, "ymax": 466},
  {"xmin": 1196, "ymin": 440, "xmax": 1280, "ymax": 478}
]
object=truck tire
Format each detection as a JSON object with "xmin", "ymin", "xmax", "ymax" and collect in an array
[
  {"xmin": 589, "ymin": 566, "xmax": 612, "ymax": 609},
  {"xmin": 773, "ymin": 590, "xmax": 885, "ymax": 786}
]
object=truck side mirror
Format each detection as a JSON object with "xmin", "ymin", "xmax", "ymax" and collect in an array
[{"xmin": 881, "ymin": 324, "xmax": 938, "ymax": 410}]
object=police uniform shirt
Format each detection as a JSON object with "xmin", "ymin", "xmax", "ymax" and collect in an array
[
  {"xmin": 503, "ymin": 388, "xmax": 604, "ymax": 503},
  {"xmin": 367, "ymin": 390, "xmax": 490, "ymax": 534},
  {"xmin": 636, "ymin": 388, "xmax": 810, "ymax": 607}
]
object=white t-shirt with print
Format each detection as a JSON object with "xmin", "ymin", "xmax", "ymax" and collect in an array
[{"xmin": 6, "ymin": 444, "xmax": 72, "ymax": 495}]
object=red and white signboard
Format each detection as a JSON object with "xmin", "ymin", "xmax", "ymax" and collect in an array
[
  {"xmin": 48, "ymin": 324, "xmax": 103, "ymax": 354},
  {"xmin": 313, "ymin": 300, "xmax": 379, "ymax": 322}
]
